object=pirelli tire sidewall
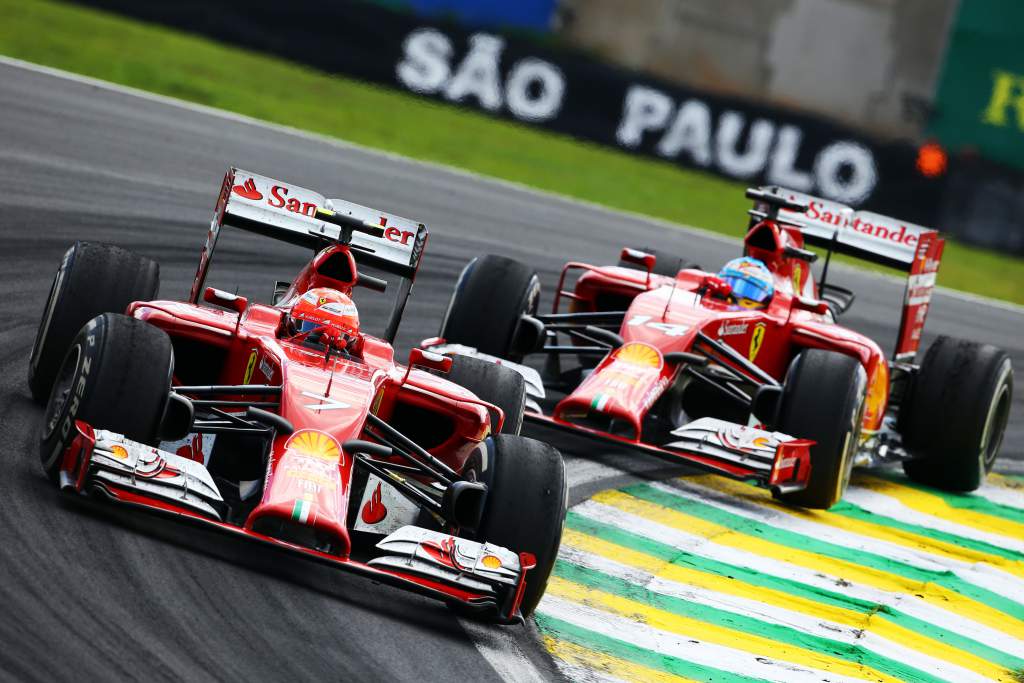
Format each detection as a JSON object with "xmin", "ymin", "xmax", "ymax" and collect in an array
[{"xmin": 39, "ymin": 313, "xmax": 173, "ymax": 482}]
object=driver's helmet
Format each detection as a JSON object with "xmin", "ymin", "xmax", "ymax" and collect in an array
[
  {"xmin": 718, "ymin": 257, "xmax": 774, "ymax": 309},
  {"xmin": 288, "ymin": 288, "xmax": 361, "ymax": 348}
]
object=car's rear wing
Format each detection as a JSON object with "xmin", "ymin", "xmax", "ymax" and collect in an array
[
  {"xmin": 748, "ymin": 186, "xmax": 944, "ymax": 362},
  {"xmin": 192, "ymin": 168, "xmax": 427, "ymax": 298},
  {"xmin": 190, "ymin": 168, "xmax": 429, "ymax": 342}
]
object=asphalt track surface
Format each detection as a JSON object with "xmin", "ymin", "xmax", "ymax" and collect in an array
[{"xmin": 0, "ymin": 61, "xmax": 1021, "ymax": 682}]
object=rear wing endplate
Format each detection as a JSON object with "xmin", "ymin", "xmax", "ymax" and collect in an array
[
  {"xmin": 749, "ymin": 186, "xmax": 944, "ymax": 362},
  {"xmin": 190, "ymin": 167, "xmax": 428, "ymax": 303}
]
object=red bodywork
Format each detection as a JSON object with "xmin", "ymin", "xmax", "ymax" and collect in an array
[
  {"xmin": 528, "ymin": 207, "xmax": 940, "ymax": 489},
  {"xmin": 54, "ymin": 168, "xmax": 535, "ymax": 622},
  {"xmin": 126, "ymin": 288, "xmax": 491, "ymax": 557}
]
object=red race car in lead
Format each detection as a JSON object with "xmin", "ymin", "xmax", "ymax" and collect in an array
[{"xmin": 28, "ymin": 167, "xmax": 567, "ymax": 624}]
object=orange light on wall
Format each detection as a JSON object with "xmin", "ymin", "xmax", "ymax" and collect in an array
[{"xmin": 916, "ymin": 142, "xmax": 948, "ymax": 177}]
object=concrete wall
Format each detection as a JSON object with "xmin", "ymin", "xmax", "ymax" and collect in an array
[{"xmin": 557, "ymin": 0, "xmax": 958, "ymax": 140}]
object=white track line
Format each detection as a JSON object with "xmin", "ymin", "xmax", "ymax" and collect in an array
[{"xmin": 1, "ymin": 55, "xmax": 1022, "ymax": 315}]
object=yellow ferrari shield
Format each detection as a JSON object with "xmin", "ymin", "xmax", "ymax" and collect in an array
[
  {"xmin": 749, "ymin": 323, "xmax": 766, "ymax": 361},
  {"xmin": 243, "ymin": 349, "xmax": 258, "ymax": 383}
]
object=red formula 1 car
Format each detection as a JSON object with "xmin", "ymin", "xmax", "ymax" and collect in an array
[
  {"xmin": 427, "ymin": 187, "xmax": 1013, "ymax": 509},
  {"xmin": 28, "ymin": 168, "xmax": 566, "ymax": 623}
]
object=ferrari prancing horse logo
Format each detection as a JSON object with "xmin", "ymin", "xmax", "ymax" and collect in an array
[
  {"xmin": 748, "ymin": 323, "xmax": 766, "ymax": 362},
  {"xmin": 243, "ymin": 349, "xmax": 258, "ymax": 383}
]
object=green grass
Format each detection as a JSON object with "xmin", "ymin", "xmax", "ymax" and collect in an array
[{"xmin": 2, "ymin": 0, "xmax": 1022, "ymax": 305}]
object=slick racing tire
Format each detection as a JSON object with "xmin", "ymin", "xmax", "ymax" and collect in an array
[
  {"xmin": 445, "ymin": 355, "xmax": 526, "ymax": 435},
  {"xmin": 39, "ymin": 313, "xmax": 173, "ymax": 483},
  {"xmin": 774, "ymin": 349, "xmax": 866, "ymax": 509},
  {"xmin": 461, "ymin": 435, "xmax": 566, "ymax": 618},
  {"xmin": 28, "ymin": 242, "xmax": 160, "ymax": 404},
  {"xmin": 618, "ymin": 245, "xmax": 700, "ymax": 276},
  {"xmin": 438, "ymin": 254, "xmax": 540, "ymax": 362},
  {"xmin": 900, "ymin": 336, "xmax": 1013, "ymax": 492}
]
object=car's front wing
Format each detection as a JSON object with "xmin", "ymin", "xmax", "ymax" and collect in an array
[
  {"xmin": 526, "ymin": 413, "xmax": 812, "ymax": 494},
  {"xmin": 55, "ymin": 421, "xmax": 535, "ymax": 624}
]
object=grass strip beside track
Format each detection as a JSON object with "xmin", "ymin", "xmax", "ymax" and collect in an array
[{"xmin": 1, "ymin": 0, "xmax": 1023, "ymax": 304}]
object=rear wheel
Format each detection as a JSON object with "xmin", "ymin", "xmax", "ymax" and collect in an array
[
  {"xmin": 774, "ymin": 349, "xmax": 866, "ymax": 509},
  {"xmin": 901, "ymin": 336, "xmax": 1013, "ymax": 492},
  {"xmin": 29, "ymin": 242, "xmax": 160, "ymax": 404},
  {"xmin": 461, "ymin": 434, "xmax": 566, "ymax": 618},
  {"xmin": 444, "ymin": 355, "xmax": 526, "ymax": 435},
  {"xmin": 39, "ymin": 313, "xmax": 173, "ymax": 482},
  {"xmin": 439, "ymin": 255, "xmax": 540, "ymax": 362},
  {"xmin": 618, "ymin": 246, "xmax": 700, "ymax": 276}
]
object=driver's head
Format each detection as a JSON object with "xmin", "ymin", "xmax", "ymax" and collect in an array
[
  {"xmin": 718, "ymin": 257, "xmax": 774, "ymax": 309},
  {"xmin": 288, "ymin": 287, "xmax": 361, "ymax": 348}
]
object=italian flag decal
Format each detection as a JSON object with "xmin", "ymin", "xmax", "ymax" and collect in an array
[
  {"xmin": 291, "ymin": 499, "xmax": 313, "ymax": 525},
  {"xmin": 591, "ymin": 394, "xmax": 612, "ymax": 412}
]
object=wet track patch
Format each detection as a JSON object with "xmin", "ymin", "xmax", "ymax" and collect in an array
[{"xmin": 536, "ymin": 471, "xmax": 1024, "ymax": 682}]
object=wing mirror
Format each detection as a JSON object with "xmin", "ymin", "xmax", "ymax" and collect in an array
[
  {"xmin": 403, "ymin": 348, "xmax": 453, "ymax": 383},
  {"xmin": 204, "ymin": 286, "xmax": 248, "ymax": 315},
  {"xmin": 793, "ymin": 295, "xmax": 830, "ymax": 315},
  {"xmin": 620, "ymin": 247, "xmax": 657, "ymax": 271}
]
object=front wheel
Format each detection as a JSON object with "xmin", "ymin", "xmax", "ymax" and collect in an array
[
  {"xmin": 900, "ymin": 336, "xmax": 1013, "ymax": 492},
  {"xmin": 39, "ymin": 313, "xmax": 173, "ymax": 482},
  {"xmin": 774, "ymin": 349, "xmax": 866, "ymax": 509},
  {"xmin": 461, "ymin": 435, "xmax": 566, "ymax": 618}
]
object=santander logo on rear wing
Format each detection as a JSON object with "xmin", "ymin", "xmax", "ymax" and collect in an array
[
  {"xmin": 767, "ymin": 188, "xmax": 937, "ymax": 271},
  {"xmin": 753, "ymin": 186, "xmax": 944, "ymax": 363},
  {"xmin": 195, "ymin": 168, "xmax": 427, "ymax": 297}
]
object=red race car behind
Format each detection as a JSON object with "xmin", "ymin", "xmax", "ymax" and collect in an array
[
  {"xmin": 428, "ymin": 187, "xmax": 1013, "ymax": 509},
  {"xmin": 29, "ymin": 168, "xmax": 566, "ymax": 624}
]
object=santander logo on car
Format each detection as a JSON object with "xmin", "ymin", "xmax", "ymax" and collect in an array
[
  {"xmin": 805, "ymin": 200, "xmax": 922, "ymax": 247},
  {"xmin": 232, "ymin": 177, "xmax": 319, "ymax": 218},
  {"xmin": 231, "ymin": 176, "xmax": 416, "ymax": 246}
]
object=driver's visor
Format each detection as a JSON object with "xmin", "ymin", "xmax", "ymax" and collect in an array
[
  {"xmin": 295, "ymin": 319, "xmax": 322, "ymax": 334},
  {"xmin": 723, "ymin": 274, "xmax": 772, "ymax": 303}
]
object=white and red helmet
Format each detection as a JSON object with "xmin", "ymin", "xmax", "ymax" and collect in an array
[{"xmin": 288, "ymin": 288, "xmax": 361, "ymax": 349}]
